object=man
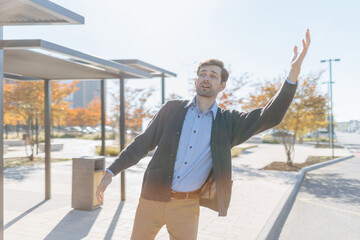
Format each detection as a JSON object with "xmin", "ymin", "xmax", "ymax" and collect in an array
[{"xmin": 97, "ymin": 29, "xmax": 311, "ymax": 239}]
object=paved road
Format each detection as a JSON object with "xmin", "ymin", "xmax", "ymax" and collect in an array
[
  {"xmin": 279, "ymin": 155, "xmax": 360, "ymax": 240},
  {"xmin": 337, "ymin": 132, "xmax": 360, "ymax": 157}
]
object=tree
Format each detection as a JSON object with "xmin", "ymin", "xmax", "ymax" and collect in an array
[
  {"xmin": 110, "ymin": 84, "xmax": 155, "ymax": 132},
  {"xmin": 217, "ymin": 73, "xmax": 249, "ymax": 109},
  {"xmin": 87, "ymin": 95, "xmax": 102, "ymax": 126},
  {"xmin": 6, "ymin": 81, "xmax": 44, "ymax": 160},
  {"xmin": 242, "ymin": 72, "xmax": 328, "ymax": 165},
  {"xmin": 66, "ymin": 108, "xmax": 90, "ymax": 128},
  {"xmin": 51, "ymin": 80, "xmax": 79, "ymax": 130},
  {"xmin": 65, "ymin": 95, "xmax": 105, "ymax": 128},
  {"xmin": 166, "ymin": 93, "xmax": 182, "ymax": 101},
  {"xmin": 3, "ymin": 81, "xmax": 23, "ymax": 139},
  {"xmin": 5, "ymin": 80, "xmax": 79, "ymax": 160}
]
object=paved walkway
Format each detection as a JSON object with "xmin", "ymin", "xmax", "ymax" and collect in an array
[
  {"xmin": 3, "ymin": 139, "xmax": 352, "ymax": 239},
  {"xmin": 279, "ymin": 156, "xmax": 360, "ymax": 240}
]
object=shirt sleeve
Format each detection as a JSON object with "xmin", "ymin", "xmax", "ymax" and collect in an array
[
  {"xmin": 106, "ymin": 169, "xmax": 114, "ymax": 177},
  {"xmin": 286, "ymin": 77, "xmax": 297, "ymax": 85}
]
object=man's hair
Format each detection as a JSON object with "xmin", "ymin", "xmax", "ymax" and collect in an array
[{"xmin": 197, "ymin": 59, "xmax": 229, "ymax": 82}]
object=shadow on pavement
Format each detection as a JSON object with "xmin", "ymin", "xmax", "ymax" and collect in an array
[
  {"xmin": 302, "ymin": 173, "xmax": 360, "ymax": 205},
  {"xmin": 239, "ymin": 149, "xmax": 256, "ymax": 155},
  {"xmin": 232, "ymin": 164, "xmax": 298, "ymax": 184},
  {"xmin": 4, "ymin": 165, "xmax": 43, "ymax": 181},
  {"xmin": 4, "ymin": 200, "xmax": 47, "ymax": 230},
  {"xmin": 345, "ymin": 143, "xmax": 360, "ymax": 150},
  {"xmin": 232, "ymin": 165, "xmax": 265, "ymax": 178},
  {"xmin": 104, "ymin": 201, "xmax": 125, "ymax": 240},
  {"xmin": 44, "ymin": 208, "xmax": 101, "ymax": 239}
]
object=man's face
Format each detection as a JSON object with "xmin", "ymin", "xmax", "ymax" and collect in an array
[{"xmin": 195, "ymin": 65, "xmax": 226, "ymax": 98}]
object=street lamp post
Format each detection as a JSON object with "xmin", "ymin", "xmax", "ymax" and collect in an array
[{"xmin": 321, "ymin": 58, "xmax": 340, "ymax": 158}]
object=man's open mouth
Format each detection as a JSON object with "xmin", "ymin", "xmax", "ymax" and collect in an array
[{"xmin": 201, "ymin": 84, "xmax": 211, "ymax": 89}]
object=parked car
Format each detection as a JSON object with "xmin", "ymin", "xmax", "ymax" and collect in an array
[
  {"xmin": 261, "ymin": 129, "xmax": 294, "ymax": 143},
  {"xmin": 304, "ymin": 129, "xmax": 337, "ymax": 140}
]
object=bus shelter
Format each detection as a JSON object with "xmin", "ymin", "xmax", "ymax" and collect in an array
[
  {"xmin": 1, "ymin": 1, "xmax": 85, "ymax": 239},
  {"xmin": 0, "ymin": 1, "xmax": 176, "ymax": 239}
]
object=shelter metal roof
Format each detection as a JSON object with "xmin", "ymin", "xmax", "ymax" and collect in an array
[
  {"xmin": 0, "ymin": 0, "xmax": 84, "ymax": 25},
  {"xmin": 1, "ymin": 39, "xmax": 153, "ymax": 80},
  {"xmin": 113, "ymin": 59, "xmax": 177, "ymax": 78}
]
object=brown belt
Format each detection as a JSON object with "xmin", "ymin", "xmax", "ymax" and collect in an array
[{"xmin": 170, "ymin": 190, "xmax": 200, "ymax": 200}]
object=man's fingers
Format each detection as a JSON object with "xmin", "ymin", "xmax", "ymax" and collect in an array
[
  {"xmin": 306, "ymin": 29, "xmax": 311, "ymax": 46},
  {"xmin": 97, "ymin": 187, "xmax": 104, "ymax": 204},
  {"xmin": 303, "ymin": 29, "xmax": 311, "ymax": 50},
  {"xmin": 96, "ymin": 192, "xmax": 101, "ymax": 204},
  {"xmin": 95, "ymin": 174, "xmax": 112, "ymax": 205},
  {"xmin": 96, "ymin": 186, "xmax": 102, "ymax": 204},
  {"xmin": 293, "ymin": 45, "xmax": 298, "ymax": 54}
]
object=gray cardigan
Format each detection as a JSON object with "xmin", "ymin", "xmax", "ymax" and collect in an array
[{"xmin": 108, "ymin": 80, "xmax": 297, "ymax": 216}]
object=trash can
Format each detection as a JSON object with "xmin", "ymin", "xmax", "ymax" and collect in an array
[
  {"xmin": 72, "ymin": 156, "xmax": 105, "ymax": 210},
  {"xmin": 22, "ymin": 133, "xmax": 30, "ymax": 145}
]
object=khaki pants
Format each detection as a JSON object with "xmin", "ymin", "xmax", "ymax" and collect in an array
[{"xmin": 131, "ymin": 197, "xmax": 200, "ymax": 240}]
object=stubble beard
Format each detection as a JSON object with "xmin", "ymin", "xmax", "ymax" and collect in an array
[{"xmin": 196, "ymin": 85, "xmax": 215, "ymax": 98}]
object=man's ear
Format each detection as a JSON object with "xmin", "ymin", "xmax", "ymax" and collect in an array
[
  {"xmin": 220, "ymin": 81, "xmax": 226, "ymax": 91},
  {"xmin": 194, "ymin": 77, "xmax": 198, "ymax": 86}
]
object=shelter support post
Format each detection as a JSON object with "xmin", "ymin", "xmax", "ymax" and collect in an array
[
  {"xmin": 0, "ymin": 25, "xmax": 4, "ymax": 240},
  {"xmin": 161, "ymin": 73, "xmax": 165, "ymax": 104},
  {"xmin": 44, "ymin": 79, "xmax": 51, "ymax": 200},
  {"xmin": 119, "ymin": 77, "xmax": 125, "ymax": 201},
  {"xmin": 100, "ymin": 79, "xmax": 105, "ymax": 156}
]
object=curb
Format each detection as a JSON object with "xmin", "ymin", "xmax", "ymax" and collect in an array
[{"xmin": 256, "ymin": 154, "xmax": 354, "ymax": 240}]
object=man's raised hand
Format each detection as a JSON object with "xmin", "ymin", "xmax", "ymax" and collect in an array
[{"xmin": 288, "ymin": 29, "xmax": 311, "ymax": 83}]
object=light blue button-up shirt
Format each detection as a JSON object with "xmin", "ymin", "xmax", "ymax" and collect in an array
[{"xmin": 171, "ymin": 96, "xmax": 218, "ymax": 192}]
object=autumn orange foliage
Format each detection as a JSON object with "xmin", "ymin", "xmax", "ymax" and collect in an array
[{"xmin": 242, "ymin": 73, "xmax": 328, "ymax": 165}]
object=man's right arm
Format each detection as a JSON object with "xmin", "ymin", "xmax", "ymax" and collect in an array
[{"xmin": 96, "ymin": 102, "xmax": 169, "ymax": 204}]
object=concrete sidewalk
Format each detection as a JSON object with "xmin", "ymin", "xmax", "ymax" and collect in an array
[{"xmin": 3, "ymin": 142, "xmax": 352, "ymax": 240}]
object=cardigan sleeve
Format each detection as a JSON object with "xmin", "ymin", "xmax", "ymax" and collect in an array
[
  {"xmin": 107, "ymin": 101, "xmax": 169, "ymax": 176},
  {"xmin": 230, "ymin": 80, "xmax": 297, "ymax": 147}
]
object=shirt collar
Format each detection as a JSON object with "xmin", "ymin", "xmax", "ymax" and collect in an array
[{"xmin": 185, "ymin": 96, "xmax": 218, "ymax": 120}]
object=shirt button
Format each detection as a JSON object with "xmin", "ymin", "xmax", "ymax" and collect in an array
[
  {"xmin": 168, "ymin": 175, "xmax": 171, "ymax": 178},
  {"xmin": 193, "ymin": 130, "xmax": 196, "ymax": 133},
  {"xmin": 198, "ymin": 116, "xmax": 200, "ymax": 118},
  {"xmin": 177, "ymin": 176, "xmax": 180, "ymax": 179},
  {"xmin": 176, "ymin": 132, "xmax": 180, "ymax": 135},
  {"xmin": 185, "ymin": 162, "xmax": 187, "ymax": 164},
  {"xmin": 170, "ymin": 153, "xmax": 175, "ymax": 156},
  {"xmin": 189, "ymin": 146, "xmax": 192, "ymax": 149}
]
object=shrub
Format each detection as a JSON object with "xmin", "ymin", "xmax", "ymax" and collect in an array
[
  {"xmin": 95, "ymin": 146, "xmax": 120, "ymax": 156},
  {"xmin": 231, "ymin": 147, "xmax": 242, "ymax": 157}
]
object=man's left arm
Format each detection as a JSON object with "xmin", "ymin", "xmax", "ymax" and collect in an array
[{"xmin": 230, "ymin": 29, "xmax": 311, "ymax": 146}]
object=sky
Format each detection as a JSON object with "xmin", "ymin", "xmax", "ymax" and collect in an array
[{"xmin": 4, "ymin": 0, "xmax": 360, "ymax": 122}]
